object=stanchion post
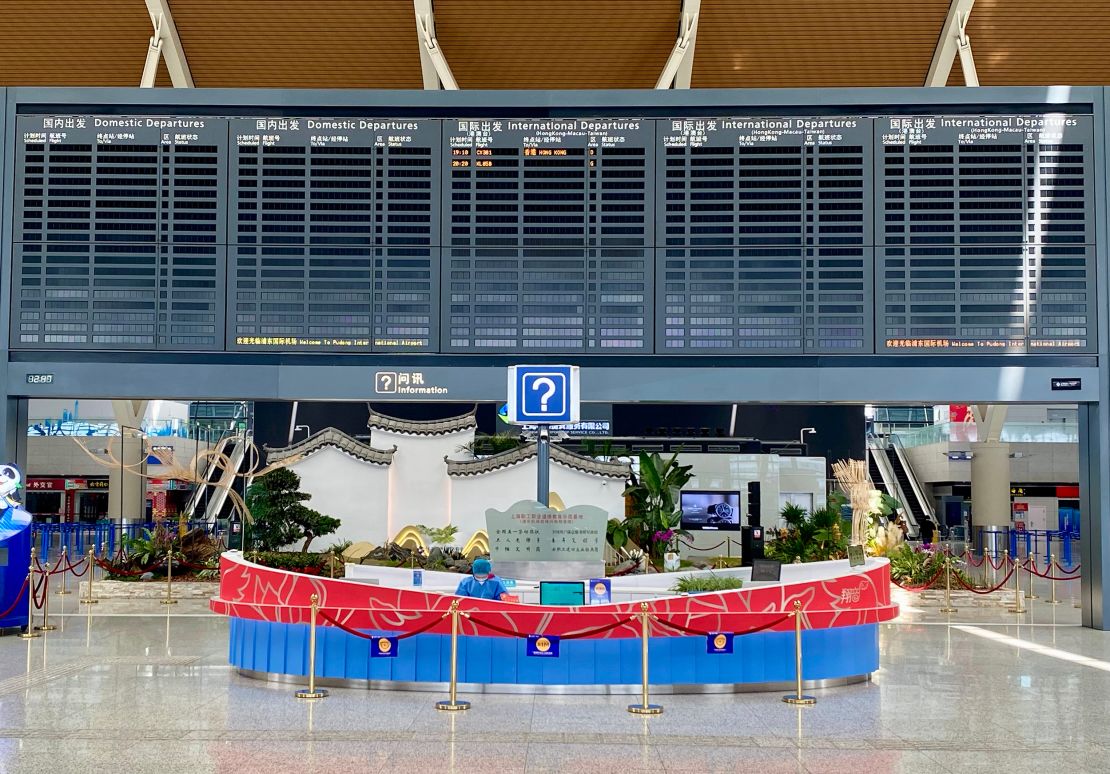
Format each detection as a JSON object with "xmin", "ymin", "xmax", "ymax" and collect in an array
[
  {"xmin": 940, "ymin": 551, "xmax": 957, "ymax": 614},
  {"xmin": 160, "ymin": 549, "xmax": 178, "ymax": 606},
  {"xmin": 56, "ymin": 546, "xmax": 71, "ymax": 595},
  {"xmin": 783, "ymin": 600, "xmax": 816, "ymax": 705},
  {"xmin": 80, "ymin": 549, "xmax": 99, "ymax": 605},
  {"xmin": 18, "ymin": 548, "xmax": 40, "ymax": 639},
  {"xmin": 35, "ymin": 564, "xmax": 56, "ymax": 632},
  {"xmin": 295, "ymin": 593, "xmax": 328, "ymax": 700},
  {"xmin": 436, "ymin": 599, "xmax": 470, "ymax": 711},
  {"xmin": 1007, "ymin": 550, "xmax": 1026, "ymax": 614},
  {"xmin": 1024, "ymin": 554, "xmax": 1039, "ymax": 600},
  {"xmin": 627, "ymin": 601, "xmax": 662, "ymax": 715},
  {"xmin": 1046, "ymin": 553, "xmax": 1062, "ymax": 605}
]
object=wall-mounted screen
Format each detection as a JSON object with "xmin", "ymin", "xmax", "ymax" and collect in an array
[{"xmin": 680, "ymin": 490, "xmax": 742, "ymax": 531}]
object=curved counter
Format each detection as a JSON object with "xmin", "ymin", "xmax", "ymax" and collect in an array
[{"xmin": 211, "ymin": 552, "xmax": 898, "ymax": 691}]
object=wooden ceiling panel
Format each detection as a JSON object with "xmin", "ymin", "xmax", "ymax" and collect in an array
[
  {"xmin": 693, "ymin": 0, "xmax": 952, "ymax": 88},
  {"xmin": 0, "ymin": 0, "xmax": 165, "ymax": 86},
  {"xmin": 434, "ymin": 0, "xmax": 678, "ymax": 89},
  {"xmin": 950, "ymin": 0, "xmax": 1110, "ymax": 85},
  {"xmin": 168, "ymin": 0, "xmax": 422, "ymax": 88}
]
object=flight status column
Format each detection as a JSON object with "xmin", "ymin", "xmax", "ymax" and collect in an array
[
  {"xmin": 229, "ymin": 117, "xmax": 439, "ymax": 352},
  {"xmin": 656, "ymin": 117, "xmax": 872, "ymax": 354},
  {"xmin": 441, "ymin": 118, "xmax": 653, "ymax": 353},
  {"xmin": 876, "ymin": 114, "xmax": 1094, "ymax": 353}
]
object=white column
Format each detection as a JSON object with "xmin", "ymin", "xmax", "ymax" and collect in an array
[{"xmin": 969, "ymin": 440, "xmax": 1010, "ymax": 528}]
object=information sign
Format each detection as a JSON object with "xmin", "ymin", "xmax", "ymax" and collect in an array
[{"xmin": 506, "ymin": 365, "xmax": 580, "ymax": 424}]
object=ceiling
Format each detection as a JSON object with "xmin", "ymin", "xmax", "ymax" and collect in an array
[{"xmin": 0, "ymin": 1, "xmax": 1108, "ymax": 90}]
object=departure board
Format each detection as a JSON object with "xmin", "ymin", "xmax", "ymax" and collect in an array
[
  {"xmin": 656, "ymin": 117, "xmax": 873, "ymax": 353},
  {"xmin": 441, "ymin": 119, "xmax": 654, "ymax": 352},
  {"xmin": 228, "ymin": 118, "xmax": 440, "ymax": 352},
  {"xmin": 877, "ymin": 115, "xmax": 1095, "ymax": 353},
  {"xmin": 12, "ymin": 115, "xmax": 226, "ymax": 350},
  {"xmin": 5, "ymin": 106, "xmax": 1101, "ymax": 358}
]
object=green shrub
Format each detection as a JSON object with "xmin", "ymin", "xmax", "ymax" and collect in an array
[
  {"xmin": 670, "ymin": 573, "xmax": 744, "ymax": 594},
  {"xmin": 765, "ymin": 494, "xmax": 849, "ymax": 564},
  {"xmin": 888, "ymin": 543, "xmax": 970, "ymax": 588},
  {"xmin": 251, "ymin": 551, "xmax": 329, "ymax": 575}
]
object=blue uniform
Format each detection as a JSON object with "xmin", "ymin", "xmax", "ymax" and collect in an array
[{"xmin": 455, "ymin": 574, "xmax": 510, "ymax": 600}]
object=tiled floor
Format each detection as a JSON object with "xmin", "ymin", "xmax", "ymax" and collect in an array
[{"xmin": 0, "ymin": 573, "xmax": 1104, "ymax": 773}]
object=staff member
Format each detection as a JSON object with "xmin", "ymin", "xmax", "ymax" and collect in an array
[{"xmin": 455, "ymin": 558, "xmax": 509, "ymax": 600}]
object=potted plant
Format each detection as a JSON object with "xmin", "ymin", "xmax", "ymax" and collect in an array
[{"xmin": 621, "ymin": 451, "xmax": 694, "ymax": 572}]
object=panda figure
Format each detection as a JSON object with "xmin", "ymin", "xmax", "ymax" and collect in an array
[{"xmin": 0, "ymin": 464, "xmax": 31, "ymax": 540}]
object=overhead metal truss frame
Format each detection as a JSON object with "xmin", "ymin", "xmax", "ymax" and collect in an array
[
  {"xmin": 656, "ymin": 0, "xmax": 701, "ymax": 89},
  {"xmin": 925, "ymin": 0, "xmax": 979, "ymax": 87},
  {"xmin": 140, "ymin": 0, "xmax": 194, "ymax": 88},
  {"xmin": 414, "ymin": 0, "xmax": 459, "ymax": 90}
]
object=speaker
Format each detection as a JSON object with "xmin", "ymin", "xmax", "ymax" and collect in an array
[
  {"xmin": 741, "ymin": 525, "xmax": 765, "ymax": 567},
  {"xmin": 746, "ymin": 481, "xmax": 761, "ymax": 527}
]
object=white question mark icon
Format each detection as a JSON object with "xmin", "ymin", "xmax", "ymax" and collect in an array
[
  {"xmin": 380, "ymin": 373, "xmax": 393, "ymax": 391},
  {"xmin": 531, "ymin": 377, "xmax": 557, "ymax": 412}
]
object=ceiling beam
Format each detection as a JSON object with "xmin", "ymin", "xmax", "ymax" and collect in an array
[
  {"xmin": 656, "ymin": 0, "xmax": 701, "ymax": 89},
  {"xmin": 141, "ymin": 0, "xmax": 194, "ymax": 88},
  {"xmin": 925, "ymin": 0, "xmax": 978, "ymax": 87},
  {"xmin": 414, "ymin": 0, "xmax": 459, "ymax": 90}
]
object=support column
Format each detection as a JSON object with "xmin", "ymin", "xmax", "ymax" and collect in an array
[
  {"xmin": 969, "ymin": 404, "xmax": 1009, "ymax": 550},
  {"xmin": 1079, "ymin": 403, "xmax": 1108, "ymax": 629},
  {"xmin": 108, "ymin": 400, "xmax": 147, "ymax": 525}
]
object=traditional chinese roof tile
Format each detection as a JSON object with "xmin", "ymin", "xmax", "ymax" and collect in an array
[
  {"xmin": 446, "ymin": 443, "xmax": 629, "ymax": 479},
  {"xmin": 367, "ymin": 407, "xmax": 477, "ymax": 436},
  {"xmin": 265, "ymin": 428, "xmax": 395, "ymax": 466}
]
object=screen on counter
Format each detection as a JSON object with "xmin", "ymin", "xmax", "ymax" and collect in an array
[
  {"xmin": 539, "ymin": 581, "xmax": 585, "ymax": 606},
  {"xmin": 680, "ymin": 491, "xmax": 742, "ymax": 531}
]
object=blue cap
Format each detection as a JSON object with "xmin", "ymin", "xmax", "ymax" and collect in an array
[{"xmin": 472, "ymin": 558, "xmax": 491, "ymax": 576}]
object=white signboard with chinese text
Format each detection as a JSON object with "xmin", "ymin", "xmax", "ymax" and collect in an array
[{"xmin": 486, "ymin": 500, "xmax": 607, "ymax": 582}]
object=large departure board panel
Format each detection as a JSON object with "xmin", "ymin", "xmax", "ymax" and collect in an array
[
  {"xmin": 228, "ymin": 118, "xmax": 440, "ymax": 352},
  {"xmin": 656, "ymin": 117, "xmax": 873, "ymax": 353},
  {"xmin": 876, "ymin": 114, "xmax": 1095, "ymax": 353},
  {"xmin": 441, "ymin": 119, "xmax": 654, "ymax": 352},
  {"xmin": 6, "ymin": 105, "xmax": 1100, "ymax": 357},
  {"xmin": 12, "ymin": 115, "xmax": 226, "ymax": 350}
]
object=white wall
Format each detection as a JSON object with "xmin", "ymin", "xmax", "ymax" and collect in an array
[
  {"xmin": 448, "ymin": 460, "xmax": 625, "ymax": 542},
  {"xmin": 284, "ymin": 447, "xmax": 390, "ymax": 546},
  {"xmin": 372, "ymin": 426, "xmax": 474, "ymax": 538},
  {"xmin": 903, "ymin": 441, "xmax": 1078, "ymax": 485}
]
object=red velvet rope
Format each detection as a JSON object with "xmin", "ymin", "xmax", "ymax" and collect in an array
[
  {"xmin": 0, "ymin": 576, "xmax": 29, "ymax": 620},
  {"xmin": 317, "ymin": 608, "xmax": 448, "ymax": 641},
  {"xmin": 32, "ymin": 573, "xmax": 48, "ymax": 608},
  {"xmin": 677, "ymin": 538, "xmax": 728, "ymax": 551},
  {"xmin": 986, "ymin": 554, "xmax": 1006, "ymax": 571},
  {"xmin": 650, "ymin": 612, "xmax": 792, "ymax": 638},
  {"xmin": 1024, "ymin": 559, "xmax": 1081, "ymax": 581},
  {"xmin": 953, "ymin": 563, "xmax": 1017, "ymax": 594},
  {"xmin": 964, "ymin": 552, "xmax": 985, "ymax": 568},
  {"xmin": 1056, "ymin": 561, "xmax": 1081, "ymax": 575},
  {"xmin": 65, "ymin": 558, "xmax": 89, "ymax": 578},
  {"xmin": 94, "ymin": 556, "xmax": 166, "ymax": 577}
]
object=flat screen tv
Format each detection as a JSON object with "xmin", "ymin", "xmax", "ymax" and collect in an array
[
  {"xmin": 680, "ymin": 490, "xmax": 742, "ymax": 531},
  {"xmin": 539, "ymin": 581, "xmax": 585, "ymax": 606}
]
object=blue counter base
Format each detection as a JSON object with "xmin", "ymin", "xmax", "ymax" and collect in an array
[{"xmin": 230, "ymin": 618, "xmax": 880, "ymax": 687}]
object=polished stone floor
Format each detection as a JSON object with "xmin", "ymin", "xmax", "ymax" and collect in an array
[{"xmin": 0, "ymin": 573, "xmax": 1105, "ymax": 773}]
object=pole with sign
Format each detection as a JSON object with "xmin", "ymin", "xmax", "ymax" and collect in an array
[{"xmin": 505, "ymin": 365, "xmax": 580, "ymax": 507}]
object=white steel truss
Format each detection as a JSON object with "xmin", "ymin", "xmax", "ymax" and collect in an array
[
  {"xmin": 414, "ymin": 0, "xmax": 459, "ymax": 90},
  {"xmin": 925, "ymin": 0, "xmax": 979, "ymax": 87},
  {"xmin": 656, "ymin": 0, "xmax": 701, "ymax": 89},
  {"xmin": 140, "ymin": 0, "xmax": 194, "ymax": 88}
]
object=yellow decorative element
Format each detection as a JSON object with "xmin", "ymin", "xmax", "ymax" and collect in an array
[
  {"xmin": 393, "ymin": 526, "xmax": 429, "ymax": 553},
  {"xmin": 548, "ymin": 492, "xmax": 566, "ymax": 512},
  {"xmin": 462, "ymin": 530, "xmax": 489, "ymax": 560}
]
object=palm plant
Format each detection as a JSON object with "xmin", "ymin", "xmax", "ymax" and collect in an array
[{"xmin": 620, "ymin": 451, "xmax": 695, "ymax": 571}]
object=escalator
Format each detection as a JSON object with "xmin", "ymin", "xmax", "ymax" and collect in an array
[
  {"xmin": 867, "ymin": 437, "xmax": 920, "ymax": 538},
  {"xmin": 884, "ymin": 440, "xmax": 936, "ymax": 537}
]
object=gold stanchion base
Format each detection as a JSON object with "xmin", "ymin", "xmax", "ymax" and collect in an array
[
  {"xmin": 56, "ymin": 590, "xmax": 72, "ymax": 595},
  {"xmin": 1006, "ymin": 606, "xmax": 1026, "ymax": 614},
  {"xmin": 18, "ymin": 630, "xmax": 41, "ymax": 639},
  {"xmin": 782, "ymin": 695, "xmax": 817, "ymax": 706},
  {"xmin": 160, "ymin": 599, "xmax": 178, "ymax": 605},
  {"xmin": 627, "ymin": 703, "xmax": 663, "ymax": 715},
  {"xmin": 34, "ymin": 624, "xmax": 57, "ymax": 631},
  {"xmin": 1045, "ymin": 599, "xmax": 1063, "ymax": 605},
  {"xmin": 1024, "ymin": 594, "xmax": 1039, "ymax": 600},
  {"xmin": 435, "ymin": 700, "xmax": 471, "ymax": 712},
  {"xmin": 1074, "ymin": 602, "xmax": 1083, "ymax": 609},
  {"xmin": 939, "ymin": 607, "xmax": 958, "ymax": 613},
  {"xmin": 79, "ymin": 598, "xmax": 99, "ymax": 605},
  {"xmin": 294, "ymin": 688, "xmax": 328, "ymax": 700}
]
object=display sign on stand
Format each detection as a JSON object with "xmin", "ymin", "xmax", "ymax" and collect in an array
[
  {"xmin": 505, "ymin": 365, "xmax": 581, "ymax": 507},
  {"xmin": 487, "ymin": 500, "xmax": 607, "ymax": 581}
]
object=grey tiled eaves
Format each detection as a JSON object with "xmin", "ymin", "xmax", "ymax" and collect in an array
[
  {"xmin": 265, "ymin": 427, "xmax": 396, "ymax": 466},
  {"xmin": 367, "ymin": 408, "xmax": 478, "ymax": 436},
  {"xmin": 446, "ymin": 444, "xmax": 630, "ymax": 479}
]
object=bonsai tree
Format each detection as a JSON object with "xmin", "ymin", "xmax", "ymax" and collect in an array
[
  {"xmin": 419, "ymin": 524, "xmax": 460, "ymax": 550},
  {"xmin": 246, "ymin": 467, "xmax": 340, "ymax": 552},
  {"xmin": 621, "ymin": 451, "xmax": 694, "ymax": 571}
]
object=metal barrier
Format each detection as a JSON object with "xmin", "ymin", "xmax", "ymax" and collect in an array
[{"xmin": 32, "ymin": 521, "xmax": 218, "ymax": 561}]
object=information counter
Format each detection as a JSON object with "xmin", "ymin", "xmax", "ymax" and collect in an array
[{"xmin": 211, "ymin": 552, "xmax": 898, "ymax": 692}]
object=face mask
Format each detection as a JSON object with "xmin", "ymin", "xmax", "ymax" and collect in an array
[{"xmin": 474, "ymin": 574, "xmax": 488, "ymax": 584}]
